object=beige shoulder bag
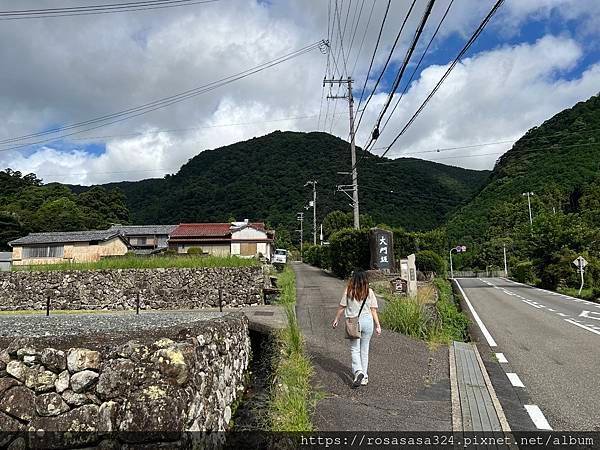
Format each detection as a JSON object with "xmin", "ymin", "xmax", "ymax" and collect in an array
[{"xmin": 344, "ymin": 297, "xmax": 368, "ymax": 339}]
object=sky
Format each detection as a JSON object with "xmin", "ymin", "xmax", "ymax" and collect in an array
[{"xmin": 0, "ymin": 0, "xmax": 599, "ymax": 185}]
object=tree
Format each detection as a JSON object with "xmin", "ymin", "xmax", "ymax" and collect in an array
[{"xmin": 31, "ymin": 197, "xmax": 87, "ymax": 231}]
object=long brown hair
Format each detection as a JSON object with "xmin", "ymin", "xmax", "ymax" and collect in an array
[{"xmin": 346, "ymin": 270, "xmax": 369, "ymax": 302}]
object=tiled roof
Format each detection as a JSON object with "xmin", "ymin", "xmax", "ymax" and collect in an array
[
  {"xmin": 9, "ymin": 230, "xmax": 124, "ymax": 246},
  {"xmin": 109, "ymin": 225, "xmax": 177, "ymax": 236},
  {"xmin": 170, "ymin": 223, "xmax": 232, "ymax": 238}
]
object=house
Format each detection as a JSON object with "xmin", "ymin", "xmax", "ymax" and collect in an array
[
  {"xmin": 169, "ymin": 220, "xmax": 275, "ymax": 259},
  {"xmin": 9, "ymin": 230, "xmax": 129, "ymax": 266},
  {"xmin": 0, "ymin": 252, "xmax": 11, "ymax": 271},
  {"xmin": 109, "ymin": 225, "xmax": 177, "ymax": 254}
]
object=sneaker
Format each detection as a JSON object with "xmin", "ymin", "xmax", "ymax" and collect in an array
[
  {"xmin": 352, "ymin": 371, "xmax": 364, "ymax": 388},
  {"xmin": 361, "ymin": 377, "xmax": 369, "ymax": 386}
]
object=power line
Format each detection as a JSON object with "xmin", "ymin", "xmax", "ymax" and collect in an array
[
  {"xmin": 378, "ymin": 0, "xmax": 506, "ymax": 160},
  {"xmin": 0, "ymin": 0, "xmax": 218, "ymax": 20},
  {"xmin": 368, "ymin": 0, "xmax": 436, "ymax": 139},
  {"xmin": 372, "ymin": 126, "xmax": 600, "ymax": 156},
  {"xmin": 0, "ymin": 41, "xmax": 324, "ymax": 152},
  {"xmin": 354, "ymin": 0, "xmax": 391, "ymax": 114},
  {"xmin": 350, "ymin": 0, "xmax": 376, "ymax": 76},
  {"xmin": 378, "ymin": 0, "xmax": 454, "ymax": 138},
  {"xmin": 353, "ymin": 0, "xmax": 418, "ymax": 135}
]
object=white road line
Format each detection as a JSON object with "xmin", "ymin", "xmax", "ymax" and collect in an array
[
  {"xmin": 455, "ymin": 280, "xmax": 497, "ymax": 347},
  {"xmin": 565, "ymin": 319, "xmax": 600, "ymax": 336},
  {"xmin": 506, "ymin": 372, "xmax": 525, "ymax": 387},
  {"xmin": 557, "ymin": 313, "xmax": 568, "ymax": 317},
  {"xmin": 495, "ymin": 353, "xmax": 508, "ymax": 363},
  {"xmin": 525, "ymin": 405, "xmax": 553, "ymax": 430},
  {"xmin": 501, "ymin": 278, "xmax": 600, "ymax": 307},
  {"xmin": 547, "ymin": 308, "xmax": 556, "ymax": 312}
]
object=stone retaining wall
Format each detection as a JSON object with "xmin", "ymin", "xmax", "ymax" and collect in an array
[
  {"xmin": 0, "ymin": 313, "xmax": 250, "ymax": 448},
  {"xmin": 0, "ymin": 267, "xmax": 265, "ymax": 311}
]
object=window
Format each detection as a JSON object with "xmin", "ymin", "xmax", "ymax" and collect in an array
[
  {"xmin": 240, "ymin": 243, "xmax": 257, "ymax": 256},
  {"xmin": 23, "ymin": 245, "xmax": 64, "ymax": 258}
]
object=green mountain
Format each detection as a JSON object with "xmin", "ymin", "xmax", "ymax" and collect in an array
[
  {"xmin": 447, "ymin": 94, "xmax": 600, "ymax": 245},
  {"xmin": 81, "ymin": 131, "xmax": 489, "ymax": 233}
]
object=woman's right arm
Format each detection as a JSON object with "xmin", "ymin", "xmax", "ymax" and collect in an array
[{"xmin": 332, "ymin": 305, "xmax": 345, "ymax": 328}]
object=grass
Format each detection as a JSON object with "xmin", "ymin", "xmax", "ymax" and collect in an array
[
  {"xmin": 379, "ymin": 278, "xmax": 469, "ymax": 346},
  {"xmin": 12, "ymin": 254, "xmax": 259, "ymax": 271},
  {"xmin": 557, "ymin": 286, "xmax": 599, "ymax": 302},
  {"xmin": 269, "ymin": 266, "xmax": 316, "ymax": 431}
]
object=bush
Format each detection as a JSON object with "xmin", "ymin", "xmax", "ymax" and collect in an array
[
  {"xmin": 302, "ymin": 244, "xmax": 331, "ymax": 269},
  {"xmin": 328, "ymin": 228, "xmax": 370, "ymax": 278},
  {"xmin": 186, "ymin": 247, "xmax": 203, "ymax": 255},
  {"xmin": 379, "ymin": 278, "xmax": 469, "ymax": 344},
  {"xmin": 513, "ymin": 261, "xmax": 536, "ymax": 284},
  {"xmin": 416, "ymin": 250, "xmax": 446, "ymax": 275}
]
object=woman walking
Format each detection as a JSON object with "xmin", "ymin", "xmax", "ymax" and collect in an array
[{"xmin": 331, "ymin": 270, "xmax": 381, "ymax": 388}]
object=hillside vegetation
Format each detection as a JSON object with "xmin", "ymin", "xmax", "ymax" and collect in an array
[
  {"xmin": 447, "ymin": 94, "xmax": 600, "ymax": 292},
  {"xmin": 0, "ymin": 169, "xmax": 129, "ymax": 250},
  {"xmin": 89, "ymin": 131, "xmax": 489, "ymax": 233}
]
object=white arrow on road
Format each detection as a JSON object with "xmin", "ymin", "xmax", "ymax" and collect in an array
[{"xmin": 579, "ymin": 310, "xmax": 600, "ymax": 321}]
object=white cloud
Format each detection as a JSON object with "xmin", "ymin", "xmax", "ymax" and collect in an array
[
  {"xmin": 0, "ymin": 1, "xmax": 598, "ymax": 182},
  {"xmin": 356, "ymin": 35, "xmax": 600, "ymax": 169}
]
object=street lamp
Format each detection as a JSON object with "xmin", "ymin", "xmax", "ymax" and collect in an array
[{"xmin": 449, "ymin": 245, "xmax": 467, "ymax": 279}]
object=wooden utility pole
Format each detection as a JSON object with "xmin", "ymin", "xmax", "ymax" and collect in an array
[{"xmin": 325, "ymin": 77, "xmax": 360, "ymax": 229}]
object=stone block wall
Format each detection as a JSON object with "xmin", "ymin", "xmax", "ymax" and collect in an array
[
  {"xmin": 0, "ymin": 267, "xmax": 265, "ymax": 311},
  {"xmin": 0, "ymin": 313, "xmax": 250, "ymax": 448}
]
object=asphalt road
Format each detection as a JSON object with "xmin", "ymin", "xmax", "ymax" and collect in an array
[
  {"xmin": 293, "ymin": 263, "xmax": 451, "ymax": 431},
  {"xmin": 456, "ymin": 277, "xmax": 600, "ymax": 431}
]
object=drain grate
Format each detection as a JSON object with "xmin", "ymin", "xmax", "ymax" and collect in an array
[{"xmin": 254, "ymin": 311, "xmax": 274, "ymax": 316}]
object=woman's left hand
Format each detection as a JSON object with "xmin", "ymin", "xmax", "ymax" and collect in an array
[{"xmin": 375, "ymin": 324, "xmax": 382, "ymax": 336}]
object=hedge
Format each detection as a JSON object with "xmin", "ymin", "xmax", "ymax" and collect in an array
[
  {"xmin": 415, "ymin": 250, "xmax": 446, "ymax": 275},
  {"xmin": 302, "ymin": 245, "xmax": 331, "ymax": 269},
  {"xmin": 328, "ymin": 228, "xmax": 370, "ymax": 278}
]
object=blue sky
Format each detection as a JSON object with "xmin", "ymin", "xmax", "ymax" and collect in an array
[{"xmin": 0, "ymin": 0, "xmax": 599, "ymax": 184}]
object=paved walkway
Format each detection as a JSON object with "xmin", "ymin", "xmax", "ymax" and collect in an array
[{"xmin": 293, "ymin": 263, "xmax": 451, "ymax": 431}]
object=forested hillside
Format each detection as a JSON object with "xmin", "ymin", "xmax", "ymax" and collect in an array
[
  {"xmin": 447, "ymin": 94, "xmax": 600, "ymax": 291},
  {"xmin": 0, "ymin": 169, "xmax": 129, "ymax": 249},
  {"xmin": 81, "ymin": 131, "xmax": 490, "ymax": 232}
]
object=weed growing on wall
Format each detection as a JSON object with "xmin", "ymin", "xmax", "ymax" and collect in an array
[{"xmin": 12, "ymin": 255, "xmax": 259, "ymax": 271}]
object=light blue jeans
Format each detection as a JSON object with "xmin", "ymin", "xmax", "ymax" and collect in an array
[{"xmin": 349, "ymin": 313, "xmax": 374, "ymax": 378}]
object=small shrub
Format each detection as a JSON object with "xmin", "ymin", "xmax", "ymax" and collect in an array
[
  {"xmin": 186, "ymin": 247, "xmax": 203, "ymax": 255},
  {"xmin": 416, "ymin": 250, "xmax": 446, "ymax": 275},
  {"xmin": 513, "ymin": 260, "xmax": 536, "ymax": 284}
]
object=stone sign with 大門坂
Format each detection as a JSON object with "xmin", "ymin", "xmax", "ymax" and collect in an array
[{"xmin": 369, "ymin": 228, "xmax": 394, "ymax": 271}]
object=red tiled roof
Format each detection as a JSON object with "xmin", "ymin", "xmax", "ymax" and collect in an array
[{"xmin": 170, "ymin": 223, "xmax": 232, "ymax": 238}]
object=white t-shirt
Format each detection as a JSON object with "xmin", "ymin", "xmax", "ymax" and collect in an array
[{"xmin": 340, "ymin": 288, "xmax": 378, "ymax": 318}]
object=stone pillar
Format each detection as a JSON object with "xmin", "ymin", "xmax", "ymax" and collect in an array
[{"xmin": 407, "ymin": 253, "xmax": 417, "ymax": 297}]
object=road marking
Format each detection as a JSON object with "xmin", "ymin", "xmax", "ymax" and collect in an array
[
  {"xmin": 525, "ymin": 405, "xmax": 552, "ymax": 430},
  {"xmin": 557, "ymin": 313, "xmax": 568, "ymax": 317},
  {"xmin": 455, "ymin": 280, "xmax": 497, "ymax": 347},
  {"xmin": 506, "ymin": 372, "xmax": 525, "ymax": 387},
  {"xmin": 495, "ymin": 352, "xmax": 508, "ymax": 363},
  {"xmin": 547, "ymin": 308, "xmax": 556, "ymax": 312},
  {"xmin": 580, "ymin": 310, "xmax": 600, "ymax": 320},
  {"xmin": 565, "ymin": 319, "xmax": 600, "ymax": 336}
]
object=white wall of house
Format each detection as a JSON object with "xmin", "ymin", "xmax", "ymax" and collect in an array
[{"xmin": 231, "ymin": 227, "xmax": 272, "ymax": 259}]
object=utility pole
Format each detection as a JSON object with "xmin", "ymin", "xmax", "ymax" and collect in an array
[
  {"xmin": 305, "ymin": 180, "xmax": 317, "ymax": 245},
  {"xmin": 296, "ymin": 212, "xmax": 304, "ymax": 259},
  {"xmin": 522, "ymin": 192, "xmax": 534, "ymax": 230},
  {"xmin": 325, "ymin": 77, "xmax": 360, "ymax": 229},
  {"xmin": 503, "ymin": 243, "xmax": 508, "ymax": 277}
]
